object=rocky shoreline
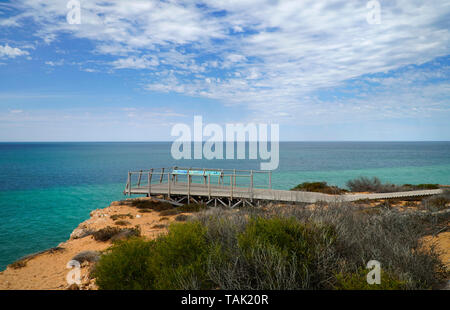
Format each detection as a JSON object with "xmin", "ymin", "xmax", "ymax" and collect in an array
[{"xmin": 0, "ymin": 198, "xmax": 177, "ymax": 290}]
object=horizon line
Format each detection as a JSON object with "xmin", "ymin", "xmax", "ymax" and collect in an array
[{"xmin": 1, "ymin": 140, "xmax": 450, "ymax": 143}]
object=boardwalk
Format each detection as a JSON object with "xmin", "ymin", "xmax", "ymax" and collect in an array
[{"xmin": 125, "ymin": 167, "xmax": 444, "ymax": 206}]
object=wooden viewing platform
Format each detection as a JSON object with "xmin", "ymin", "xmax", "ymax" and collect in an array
[{"xmin": 124, "ymin": 167, "xmax": 444, "ymax": 207}]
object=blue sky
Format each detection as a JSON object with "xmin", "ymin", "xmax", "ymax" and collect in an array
[{"xmin": 0, "ymin": 0, "xmax": 449, "ymax": 141}]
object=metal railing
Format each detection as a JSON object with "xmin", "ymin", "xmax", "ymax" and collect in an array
[{"xmin": 125, "ymin": 167, "xmax": 272, "ymax": 199}]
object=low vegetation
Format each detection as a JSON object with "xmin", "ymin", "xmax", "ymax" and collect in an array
[
  {"xmin": 114, "ymin": 220, "xmax": 131, "ymax": 226},
  {"xmin": 422, "ymin": 189, "xmax": 450, "ymax": 212},
  {"xmin": 291, "ymin": 181, "xmax": 346, "ymax": 194},
  {"xmin": 110, "ymin": 213, "xmax": 133, "ymax": 221},
  {"xmin": 93, "ymin": 226, "xmax": 140, "ymax": 242},
  {"xmin": 72, "ymin": 251, "xmax": 100, "ymax": 264},
  {"xmin": 131, "ymin": 200, "xmax": 174, "ymax": 211},
  {"xmin": 175, "ymin": 214, "xmax": 189, "ymax": 222},
  {"xmin": 346, "ymin": 176, "xmax": 441, "ymax": 193},
  {"xmin": 93, "ymin": 203, "xmax": 448, "ymax": 290}
]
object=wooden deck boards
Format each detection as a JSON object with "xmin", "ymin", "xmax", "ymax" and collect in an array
[{"xmin": 127, "ymin": 182, "xmax": 443, "ymax": 203}]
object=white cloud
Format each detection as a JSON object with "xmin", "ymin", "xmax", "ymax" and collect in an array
[
  {"xmin": 4, "ymin": 0, "xmax": 450, "ymax": 120},
  {"xmin": 111, "ymin": 55, "xmax": 159, "ymax": 69},
  {"xmin": 45, "ymin": 59, "xmax": 64, "ymax": 66},
  {"xmin": 0, "ymin": 44, "xmax": 29, "ymax": 58}
]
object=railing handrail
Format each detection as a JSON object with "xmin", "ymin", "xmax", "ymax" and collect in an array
[{"xmin": 125, "ymin": 167, "xmax": 272, "ymax": 191}]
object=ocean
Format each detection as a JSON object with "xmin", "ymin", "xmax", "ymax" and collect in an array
[{"xmin": 1, "ymin": 141, "xmax": 449, "ymax": 270}]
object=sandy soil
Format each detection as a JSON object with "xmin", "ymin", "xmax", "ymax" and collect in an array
[
  {"xmin": 422, "ymin": 232, "xmax": 450, "ymax": 270},
  {"xmin": 0, "ymin": 198, "xmax": 179, "ymax": 290}
]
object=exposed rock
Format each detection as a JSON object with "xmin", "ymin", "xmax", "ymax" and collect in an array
[
  {"xmin": 67, "ymin": 283, "xmax": 80, "ymax": 290},
  {"xmin": 72, "ymin": 250, "xmax": 100, "ymax": 264},
  {"xmin": 110, "ymin": 228, "xmax": 140, "ymax": 242},
  {"xmin": 70, "ymin": 227, "xmax": 94, "ymax": 240}
]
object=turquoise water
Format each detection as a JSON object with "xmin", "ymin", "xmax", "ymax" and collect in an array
[{"xmin": 1, "ymin": 142, "xmax": 449, "ymax": 270}]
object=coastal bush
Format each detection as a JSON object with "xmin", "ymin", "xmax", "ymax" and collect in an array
[
  {"xmin": 283, "ymin": 203, "xmax": 448, "ymax": 289},
  {"xmin": 72, "ymin": 250, "xmax": 100, "ymax": 264},
  {"xmin": 110, "ymin": 213, "xmax": 133, "ymax": 221},
  {"xmin": 422, "ymin": 190, "xmax": 450, "ymax": 211},
  {"xmin": 94, "ymin": 204, "xmax": 447, "ymax": 290},
  {"xmin": 206, "ymin": 217, "xmax": 337, "ymax": 289},
  {"xmin": 131, "ymin": 199, "xmax": 175, "ymax": 211},
  {"xmin": 178, "ymin": 203, "xmax": 208, "ymax": 213},
  {"xmin": 290, "ymin": 182, "xmax": 345, "ymax": 194},
  {"xmin": 175, "ymin": 214, "xmax": 189, "ymax": 221},
  {"xmin": 9, "ymin": 259, "xmax": 27, "ymax": 269},
  {"xmin": 114, "ymin": 220, "xmax": 131, "ymax": 226},
  {"xmin": 152, "ymin": 224, "xmax": 167, "ymax": 229},
  {"xmin": 94, "ymin": 238, "xmax": 155, "ymax": 290},
  {"xmin": 92, "ymin": 227, "xmax": 123, "ymax": 241},
  {"xmin": 148, "ymin": 222, "xmax": 212, "ymax": 289},
  {"xmin": 159, "ymin": 209, "xmax": 180, "ymax": 216},
  {"xmin": 95, "ymin": 222, "xmax": 213, "ymax": 290},
  {"xmin": 403, "ymin": 184, "xmax": 440, "ymax": 190},
  {"xmin": 93, "ymin": 226, "xmax": 140, "ymax": 242},
  {"xmin": 346, "ymin": 176, "xmax": 401, "ymax": 193},
  {"xmin": 109, "ymin": 226, "xmax": 141, "ymax": 242}
]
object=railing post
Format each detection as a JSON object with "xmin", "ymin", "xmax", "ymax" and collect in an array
[
  {"xmin": 208, "ymin": 174, "xmax": 211, "ymax": 199},
  {"xmin": 233, "ymin": 169, "xmax": 236, "ymax": 186},
  {"xmin": 250, "ymin": 170, "xmax": 254, "ymax": 201},
  {"xmin": 269, "ymin": 171, "xmax": 272, "ymax": 189},
  {"xmin": 187, "ymin": 169, "xmax": 190, "ymax": 202},
  {"xmin": 159, "ymin": 168, "xmax": 165, "ymax": 183},
  {"xmin": 137, "ymin": 170, "xmax": 142, "ymax": 187},
  {"xmin": 230, "ymin": 175, "xmax": 233, "ymax": 200},
  {"xmin": 168, "ymin": 172, "xmax": 171, "ymax": 198},
  {"xmin": 127, "ymin": 171, "xmax": 131, "ymax": 195},
  {"xmin": 147, "ymin": 169, "xmax": 153, "ymax": 197}
]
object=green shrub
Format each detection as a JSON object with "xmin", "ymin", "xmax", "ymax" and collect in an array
[
  {"xmin": 109, "ymin": 226, "xmax": 140, "ymax": 242},
  {"xmin": 72, "ymin": 250, "xmax": 100, "ymax": 263},
  {"xmin": 175, "ymin": 214, "xmax": 189, "ymax": 221},
  {"xmin": 159, "ymin": 209, "xmax": 180, "ymax": 216},
  {"xmin": 114, "ymin": 220, "xmax": 131, "ymax": 226},
  {"xmin": 94, "ymin": 205, "xmax": 448, "ymax": 290},
  {"xmin": 334, "ymin": 268, "xmax": 407, "ymax": 290},
  {"xmin": 422, "ymin": 193, "xmax": 450, "ymax": 211},
  {"xmin": 290, "ymin": 182, "xmax": 345, "ymax": 194},
  {"xmin": 93, "ymin": 226, "xmax": 140, "ymax": 242},
  {"xmin": 9, "ymin": 259, "xmax": 27, "ymax": 269},
  {"xmin": 239, "ymin": 217, "xmax": 335, "ymax": 256},
  {"xmin": 152, "ymin": 224, "xmax": 167, "ymax": 229},
  {"xmin": 346, "ymin": 176, "xmax": 400, "ymax": 193},
  {"xmin": 92, "ymin": 226, "xmax": 123, "ymax": 241},
  {"xmin": 236, "ymin": 217, "xmax": 337, "ymax": 288},
  {"xmin": 131, "ymin": 200, "xmax": 175, "ymax": 211},
  {"xmin": 148, "ymin": 222, "xmax": 212, "ymax": 289},
  {"xmin": 110, "ymin": 213, "xmax": 133, "ymax": 221},
  {"xmin": 178, "ymin": 203, "xmax": 208, "ymax": 213},
  {"xmin": 94, "ymin": 238, "xmax": 155, "ymax": 290},
  {"xmin": 403, "ymin": 184, "xmax": 440, "ymax": 190},
  {"xmin": 95, "ymin": 222, "xmax": 213, "ymax": 290}
]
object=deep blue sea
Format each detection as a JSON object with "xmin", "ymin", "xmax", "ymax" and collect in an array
[{"xmin": 1, "ymin": 142, "xmax": 450, "ymax": 270}]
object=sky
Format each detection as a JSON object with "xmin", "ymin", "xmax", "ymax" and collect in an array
[{"xmin": 0, "ymin": 0, "xmax": 449, "ymax": 141}]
